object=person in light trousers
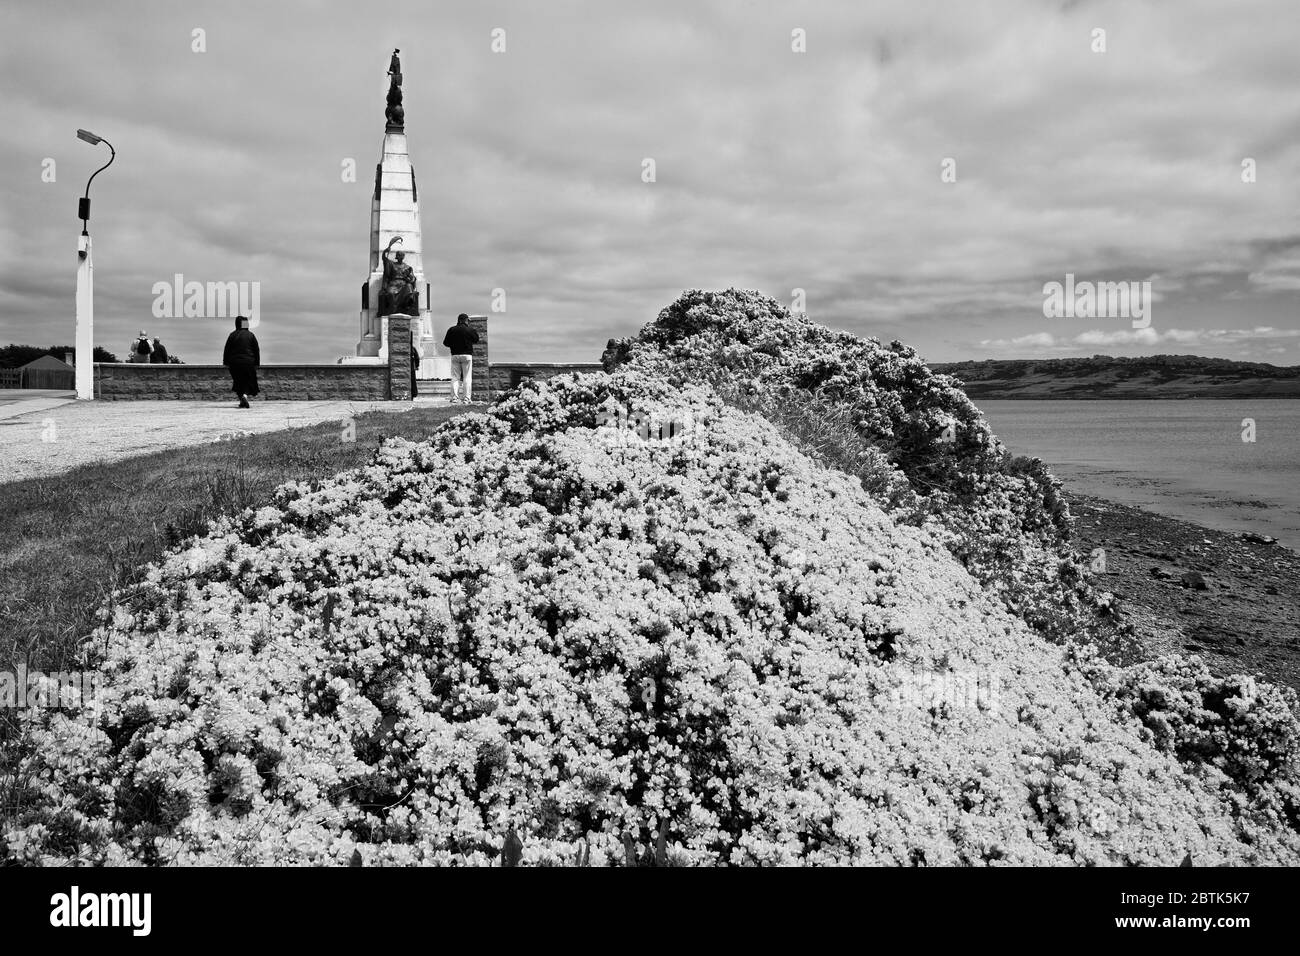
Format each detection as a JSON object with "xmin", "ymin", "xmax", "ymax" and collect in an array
[{"xmin": 443, "ymin": 313, "xmax": 479, "ymax": 403}]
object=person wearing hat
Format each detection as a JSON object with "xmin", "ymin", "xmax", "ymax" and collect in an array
[
  {"xmin": 222, "ymin": 315, "xmax": 261, "ymax": 409},
  {"xmin": 130, "ymin": 330, "xmax": 153, "ymax": 363}
]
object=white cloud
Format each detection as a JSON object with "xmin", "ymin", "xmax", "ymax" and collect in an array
[
  {"xmin": 979, "ymin": 326, "xmax": 1300, "ymax": 353},
  {"xmin": 1073, "ymin": 328, "xmax": 1161, "ymax": 347},
  {"xmin": 1, "ymin": 0, "xmax": 1298, "ymax": 364},
  {"xmin": 1248, "ymin": 252, "xmax": 1300, "ymax": 291},
  {"xmin": 1074, "ymin": 327, "xmax": 1300, "ymax": 347},
  {"xmin": 979, "ymin": 331, "xmax": 1061, "ymax": 348}
]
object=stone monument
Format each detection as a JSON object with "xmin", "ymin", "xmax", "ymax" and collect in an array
[{"xmin": 344, "ymin": 49, "xmax": 449, "ymax": 378}]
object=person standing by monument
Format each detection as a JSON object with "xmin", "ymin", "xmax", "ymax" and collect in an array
[
  {"xmin": 222, "ymin": 315, "xmax": 260, "ymax": 409},
  {"xmin": 149, "ymin": 336, "xmax": 170, "ymax": 363},
  {"xmin": 443, "ymin": 313, "xmax": 479, "ymax": 403},
  {"xmin": 410, "ymin": 320, "xmax": 424, "ymax": 398}
]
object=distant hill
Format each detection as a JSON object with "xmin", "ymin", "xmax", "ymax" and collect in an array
[{"xmin": 930, "ymin": 354, "xmax": 1300, "ymax": 399}]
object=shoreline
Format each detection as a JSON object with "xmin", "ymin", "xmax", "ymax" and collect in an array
[
  {"xmin": 963, "ymin": 392, "xmax": 1300, "ymax": 400},
  {"xmin": 1065, "ymin": 491, "xmax": 1300, "ymax": 691}
]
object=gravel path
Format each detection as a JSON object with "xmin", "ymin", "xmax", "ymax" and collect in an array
[{"xmin": 0, "ymin": 398, "xmax": 415, "ymax": 484}]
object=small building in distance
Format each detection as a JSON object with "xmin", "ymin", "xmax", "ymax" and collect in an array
[{"xmin": 18, "ymin": 354, "xmax": 75, "ymax": 390}]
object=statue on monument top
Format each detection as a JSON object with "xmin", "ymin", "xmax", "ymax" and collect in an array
[
  {"xmin": 379, "ymin": 236, "xmax": 418, "ymax": 317},
  {"xmin": 385, "ymin": 48, "xmax": 404, "ymax": 131}
]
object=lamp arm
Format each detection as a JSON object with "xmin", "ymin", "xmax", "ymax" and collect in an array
[{"xmin": 82, "ymin": 140, "xmax": 116, "ymax": 201}]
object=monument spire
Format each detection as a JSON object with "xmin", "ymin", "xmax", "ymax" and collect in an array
[
  {"xmin": 346, "ymin": 49, "xmax": 447, "ymax": 381},
  {"xmin": 385, "ymin": 48, "xmax": 404, "ymax": 132}
]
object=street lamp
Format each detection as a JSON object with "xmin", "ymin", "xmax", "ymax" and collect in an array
[{"xmin": 75, "ymin": 128, "xmax": 114, "ymax": 400}]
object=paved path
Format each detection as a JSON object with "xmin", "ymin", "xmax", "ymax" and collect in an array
[
  {"xmin": 0, "ymin": 389, "xmax": 76, "ymax": 419},
  {"xmin": 0, "ymin": 399, "xmax": 416, "ymax": 484}
]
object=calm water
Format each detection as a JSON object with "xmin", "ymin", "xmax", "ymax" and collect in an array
[{"xmin": 976, "ymin": 400, "xmax": 1300, "ymax": 550}]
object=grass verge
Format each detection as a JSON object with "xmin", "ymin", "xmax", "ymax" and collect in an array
[{"xmin": 0, "ymin": 403, "xmax": 473, "ymax": 677}]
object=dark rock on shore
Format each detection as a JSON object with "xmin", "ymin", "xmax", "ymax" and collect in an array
[
  {"xmin": 1241, "ymin": 531, "xmax": 1279, "ymax": 545},
  {"xmin": 1067, "ymin": 493, "xmax": 1300, "ymax": 691}
]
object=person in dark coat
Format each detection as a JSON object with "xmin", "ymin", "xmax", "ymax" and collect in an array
[
  {"xmin": 222, "ymin": 315, "xmax": 260, "ymax": 408},
  {"xmin": 149, "ymin": 337, "xmax": 170, "ymax": 364},
  {"xmin": 443, "ymin": 313, "xmax": 479, "ymax": 403},
  {"xmin": 410, "ymin": 322, "xmax": 424, "ymax": 399}
]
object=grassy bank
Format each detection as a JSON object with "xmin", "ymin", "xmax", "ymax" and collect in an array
[{"xmin": 0, "ymin": 404, "xmax": 473, "ymax": 677}]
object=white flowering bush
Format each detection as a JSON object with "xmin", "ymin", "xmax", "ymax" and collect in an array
[
  {"xmin": 603, "ymin": 289, "xmax": 1300, "ymax": 836},
  {"xmin": 4, "ymin": 368, "xmax": 1298, "ymax": 865},
  {"xmin": 1092, "ymin": 655, "xmax": 1300, "ymax": 832},
  {"xmin": 602, "ymin": 289, "xmax": 1108, "ymax": 651}
]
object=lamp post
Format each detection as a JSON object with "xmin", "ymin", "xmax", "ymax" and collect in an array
[{"xmin": 75, "ymin": 128, "xmax": 115, "ymax": 400}]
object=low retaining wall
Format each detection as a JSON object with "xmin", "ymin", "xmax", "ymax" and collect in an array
[
  {"xmin": 489, "ymin": 362, "xmax": 604, "ymax": 398},
  {"xmin": 85, "ymin": 319, "xmax": 614, "ymax": 405},
  {"xmin": 94, "ymin": 363, "xmax": 390, "ymax": 401}
]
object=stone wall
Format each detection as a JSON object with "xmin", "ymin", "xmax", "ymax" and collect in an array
[
  {"xmin": 94, "ymin": 363, "xmax": 390, "ymax": 401},
  {"xmin": 488, "ymin": 362, "xmax": 604, "ymax": 398},
  {"xmin": 388, "ymin": 315, "xmax": 412, "ymax": 401},
  {"xmin": 85, "ymin": 317, "xmax": 612, "ymax": 407},
  {"xmin": 468, "ymin": 315, "xmax": 489, "ymax": 401}
]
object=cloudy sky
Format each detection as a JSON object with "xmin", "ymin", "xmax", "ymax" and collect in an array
[{"xmin": 1, "ymin": 0, "xmax": 1297, "ymax": 365}]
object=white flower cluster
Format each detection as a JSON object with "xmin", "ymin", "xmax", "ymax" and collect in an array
[
  {"xmin": 601, "ymin": 290, "xmax": 1300, "ymax": 842},
  {"xmin": 4, "ymin": 368, "xmax": 1297, "ymax": 865},
  {"xmin": 603, "ymin": 289, "xmax": 1091, "ymax": 646}
]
